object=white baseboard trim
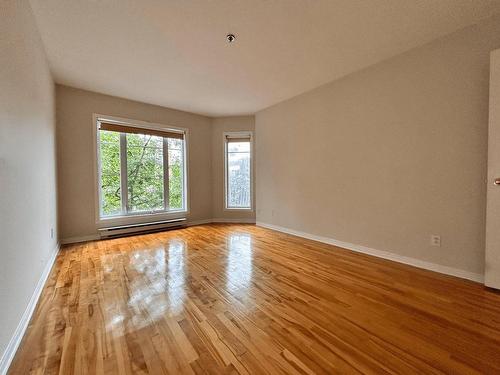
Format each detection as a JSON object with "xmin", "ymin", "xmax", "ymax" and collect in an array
[
  {"xmin": 256, "ymin": 221, "xmax": 484, "ymax": 283},
  {"xmin": 187, "ymin": 218, "xmax": 255, "ymax": 226},
  {"xmin": 60, "ymin": 234, "xmax": 100, "ymax": 245},
  {"xmin": 211, "ymin": 218, "xmax": 256, "ymax": 224},
  {"xmin": 186, "ymin": 218, "xmax": 214, "ymax": 226},
  {"xmin": 0, "ymin": 243, "xmax": 60, "ymax": 375}
]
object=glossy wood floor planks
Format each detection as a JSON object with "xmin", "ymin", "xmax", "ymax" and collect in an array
[{"xmin": 8, "ymin": 224, "xmax": 500, "ymax": 374}]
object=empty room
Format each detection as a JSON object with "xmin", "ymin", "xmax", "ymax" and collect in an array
[{"xmin": 2, "ymin": 0, "xmax": 500, "ymax": 374}]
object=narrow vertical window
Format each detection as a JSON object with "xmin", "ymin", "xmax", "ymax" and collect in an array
[
  {"xmin": 225, "ymin": 133, "xmax": 252, "ymax": 209},
  {"xmin": 97, "ymin": 118, "xmax": 187, "ymax": 220}
]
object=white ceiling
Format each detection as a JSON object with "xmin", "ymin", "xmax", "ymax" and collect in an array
[{"xmin": 30, "ymin": 0, "xmax": 500, "ymax": 117}]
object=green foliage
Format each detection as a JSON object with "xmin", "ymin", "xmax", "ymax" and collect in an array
[
  {"xmin": 167, "ymin": 139, "xmax": 184, "ymax": 210},
  {"xmin": 127, "ymin": 134, "xmax": 164, "ymax": 212},
  {"xmin": 100, "ymin": 131, "xmax": 121, "ymax": 215},
  {"xmin": 169, "ymin": 163, "xmax": 183, "ymax": 209},
  {"xmin": 99, "ymin": 131, "xmax": 184, "ymax": 216}
]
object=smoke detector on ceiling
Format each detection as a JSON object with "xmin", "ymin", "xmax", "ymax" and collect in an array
[{"xmin": 226, "ymin": 34, "xmax": 236, "ymax": 43}]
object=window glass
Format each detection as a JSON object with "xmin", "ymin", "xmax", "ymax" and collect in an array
[
  {"xmin": 228, "ymin": 141, "xmax": 250, "ymax": 153},
  {"xmin": 99, "ymin": 130, "xmax": 121, "ymax": 216},
  {"xmin": 97, "ymin": 122, "xmax": 187, "ymax": 219},
  {"xmin": 227, "ymin": 140, "xmax": 251, "ymax": 209},
  {"xmin": 126, "ymin": 133, "xmax": 164, "ymax": 212},
  {"xmin": 167, "ymin": 138, "xmax": 184, "ymax": 210}
]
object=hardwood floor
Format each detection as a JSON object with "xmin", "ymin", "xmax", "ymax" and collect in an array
[{"xmin": 8, "ymin": 224, "xmax": 500, "ymax": 374}]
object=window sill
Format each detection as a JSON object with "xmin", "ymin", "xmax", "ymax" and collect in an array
[
  {"xmin": 97, "ymin": 210, "xmax": 188, "ymax": 227},
  {"xmin": 224, "ymin": 207, "xmax": 253, "ymax": 212}
]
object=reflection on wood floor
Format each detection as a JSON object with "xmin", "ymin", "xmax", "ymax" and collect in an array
[{"xmin": 8, "ymin": 224, "xmax": 500, "ymax": 374}]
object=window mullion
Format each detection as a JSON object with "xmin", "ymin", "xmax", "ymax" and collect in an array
[
  {"xmin": 163, "ymin": 138, "xmax": 169, "ymax": 211},
  {"xmin": 119, "ymin": 133, "xmax": 128, "ymax": 214}
]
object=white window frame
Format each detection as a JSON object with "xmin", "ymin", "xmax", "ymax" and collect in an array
[
  {"xmin": 93, "ymin": 114, "xmax": 189, "ymax": 226},
  {"xmin": 223, "ymin": 131, "xmax": 253, "ymax": 211}
]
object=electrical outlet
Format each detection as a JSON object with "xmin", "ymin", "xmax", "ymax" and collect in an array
[
  {"xmin": 50, "ymin": 228, "xmax": 54, "ymax": 239},
  {"xmin": 431, "ymin": 235, "xmax": 441, "ymax": 247}
]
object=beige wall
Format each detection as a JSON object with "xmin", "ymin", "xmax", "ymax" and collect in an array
[
  {"xmin": 0, "ymin": 0, "xmax": 57, "ymax": 365},
  {"xmin": 256, "ymin": 15, "xmax": 500, "ymax": 276},
  {"xmin": 56, "ymin": 85, "xmax": 213, "ymax": 240},
  {"xmin": 485, "ymin": 49, "xmax": 500, "ymax": 288},
  {"xmin": 211, "ymin": 116, "xmax": 256, "ymax": 221}
]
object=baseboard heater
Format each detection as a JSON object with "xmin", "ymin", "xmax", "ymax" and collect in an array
[{"xmin": 99, "ymin": 218, "xmax": 186, "ymax": 239}]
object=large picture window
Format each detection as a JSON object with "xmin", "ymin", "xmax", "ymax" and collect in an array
[
  {"xmin": 97, "ymin": 118, "xmax": 186, "ymax": 220},
  {"xmin": 224, "ymin": 132, "xmax": 252, "ymax": 209}
]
